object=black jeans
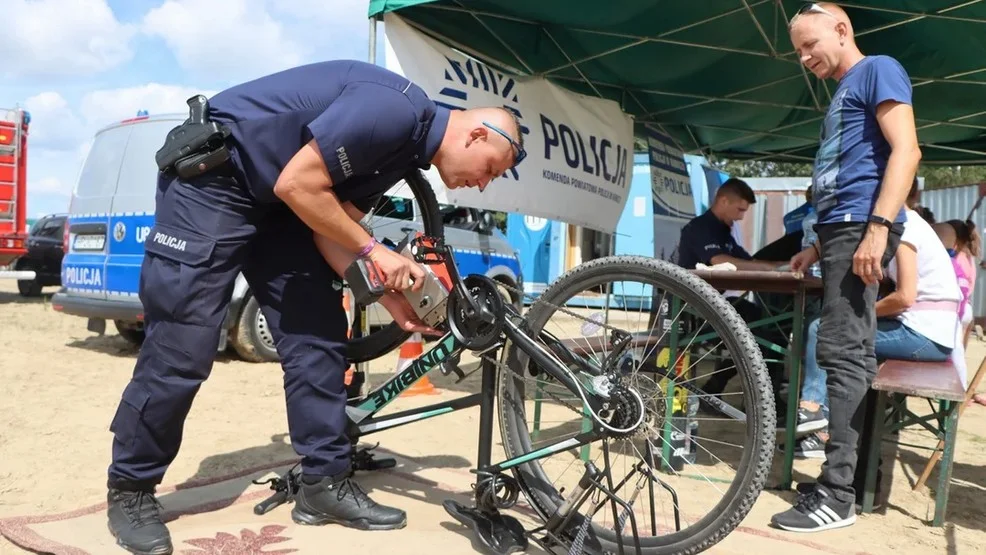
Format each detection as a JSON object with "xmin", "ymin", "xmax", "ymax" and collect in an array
[{"xmin": 815, "ymin": 222, "xmax": 902, "ymax": 504}]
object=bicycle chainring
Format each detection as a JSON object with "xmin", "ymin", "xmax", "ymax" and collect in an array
[{"xmin": 448, "ymin": 274, "xmax": 505, "ymax": 351}]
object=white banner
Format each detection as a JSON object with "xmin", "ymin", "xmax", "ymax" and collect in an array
[
  {"xmin": 647, "ymin": 125, "xmax": 694, "ymax": 222},
  {"xmin": 384, "ymin": 14, "xmax": 635, "ymax": 233},
  {"xmin": 645, "ymin": 125, "xmax": 693, "ymax": 263}
]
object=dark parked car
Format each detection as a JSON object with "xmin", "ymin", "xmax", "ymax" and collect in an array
[{"xmin": 16, "ymin": 213, "xmax": 66, "ymax": 296}]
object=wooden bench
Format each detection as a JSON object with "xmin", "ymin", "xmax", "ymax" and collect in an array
[{"xmin": 858, "ymin": 359, "xmax": 967, "ymax": 527}]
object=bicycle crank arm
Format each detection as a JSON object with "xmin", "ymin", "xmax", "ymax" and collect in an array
[{"xmin": 502, "ymin": 319, "xmax": 606, "ymax": 413}]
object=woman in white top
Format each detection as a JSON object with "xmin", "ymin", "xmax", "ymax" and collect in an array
[{"xmin": 876, "ymin": 207, "xmax": 962, "ymax": 363}]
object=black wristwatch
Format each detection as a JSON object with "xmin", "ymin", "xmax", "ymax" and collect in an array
[{"xmin": 867, "ymin": 214, "xmax": 894, "ymax": 230}]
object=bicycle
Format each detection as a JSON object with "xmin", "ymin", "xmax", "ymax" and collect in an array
[{"xmin": 253, "ymin": 233, "xmax": 775, "ymax": 555}]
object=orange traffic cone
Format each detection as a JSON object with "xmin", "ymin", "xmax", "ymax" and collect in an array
[
  {"xmin": 396, "ymin": 333, "xmax": 439, "ymax": 396},
  {"xmin": 342, "ymin": 291, "xmax": 357, "ymax": 393}
]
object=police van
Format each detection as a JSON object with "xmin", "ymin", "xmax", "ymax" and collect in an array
[{"xmin": 52, "ymin": 113, "xmax": 523, "ymax": 362}]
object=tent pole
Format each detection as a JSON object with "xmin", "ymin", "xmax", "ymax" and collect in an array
[{"xmin": 368, "ymin": 15, "xmax": 378, "ymax": 64}]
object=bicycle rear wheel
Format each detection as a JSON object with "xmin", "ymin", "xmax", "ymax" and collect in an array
[
  {"xmin": 345, "ymin": 169, "xmax": 444, "ymax": 363},
  {"xmin": 497, "ymin": 256, "xmax": 774, "ymax": 554}
]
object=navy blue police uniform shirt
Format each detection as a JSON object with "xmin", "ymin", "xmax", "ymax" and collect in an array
[
  {"xmin": 207, "ymin": 60, "xmax": 450, "ymax": 213},
  {"xmin": 676, "ymin": 210, "xmax": 752, "ymax": 269}
]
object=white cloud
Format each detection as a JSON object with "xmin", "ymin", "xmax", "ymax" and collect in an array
[
  {"xmin": 269, "ymin": 0, "xmax": 368, "ymax": 24},
  {"xmin": 33, "ymin": 177, "xmax": 70, "ymax": 196},
  {"xmin": 142, "ymin": 0, "xmax": 307, "ymax": 82},
  {"xmin": 79, "ymin": 83, "xmax": 217, "ymax": 131},
  {"xmin": 23, "ymin": 92, "xmax": 86, "ymax": 152},
  {"xmin": 268, "ymin": 0, "xmax": 374, "ymax": 62},
  {"xmin": 0, "ymin": 0, "xmax": 135, "ymax": 79},
  {"xmin": 22, "ymin": 84, "xmax": 216, "ymax": 218}
]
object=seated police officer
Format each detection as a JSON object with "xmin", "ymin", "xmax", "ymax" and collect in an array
[
  {"xmin": 676, "ymin": 178, "xmax": 789, "ymax": 403},
  {"xmin": 677, "ymin": 177, "xmax": 783, "ymax": 272},
  {"xmin": 105, "ymin": 60, "xmax": 525, "ymax": 555}
]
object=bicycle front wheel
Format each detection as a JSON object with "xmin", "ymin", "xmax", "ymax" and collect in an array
[{"xmin": 497, "ymin": 256, "xmax": 775, "ymax": 555}]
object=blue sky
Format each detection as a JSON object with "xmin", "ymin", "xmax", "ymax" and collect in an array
[{"xmin": 2, "ymin": 0, "xmax": 386, "ymax": 218}]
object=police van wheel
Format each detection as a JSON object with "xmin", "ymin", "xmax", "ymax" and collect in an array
[
  {"xmin": 231, "ymin": 294, "xmax": 279, "ymax": 363},
  {"xmin": 113, "ymin": 320, "xmax": 145, "ymax": 347}
]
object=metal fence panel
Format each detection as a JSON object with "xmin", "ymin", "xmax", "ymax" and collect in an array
[{"xmin": 921, "ymin": 184, "xmax": 986, "ymax": 324}]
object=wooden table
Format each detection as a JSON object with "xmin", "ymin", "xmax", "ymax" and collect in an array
[{"xmin": 690, "ymin": 269, "xmax": 823, "ymax": 490}]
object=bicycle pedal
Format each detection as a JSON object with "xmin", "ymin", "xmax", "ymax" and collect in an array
[
  {"xmin": 251, "ymin": 470, "xmax": 300, "ymax": 515},
  {"xmin": 352, "ymin": 446, "xmax": 397, "ymax": 472},
  {"xmin": 439, "ymin": 359, "xmax": 468, "ymax": 382},
  {"xmin": 443, "ymin": 500, "xmax": 528, "ymax": 555},
  {"xmin": 354, "ymin": 456, "xmax": 397, "ymax": 471}
]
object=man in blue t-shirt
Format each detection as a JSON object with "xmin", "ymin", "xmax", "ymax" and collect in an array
[
  {"xmin": 104, "ymin": 60, "xmax": 526, "ymax": 554},
  {"xmin": 771, "ymin": 3, "xmax": 920, "ymax": 533}
]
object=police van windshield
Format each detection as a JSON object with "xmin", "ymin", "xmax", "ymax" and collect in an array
[
  {"xmin": 75, "ymin": 126, "xmax": 131, "ymax": 199},
  {"xmin": 74, "ymin": 119, "xmax": 181, "ymax": 202},
  {"xmin": 116, "ymin": 120, "xmax": 179, "ymax": 200}
]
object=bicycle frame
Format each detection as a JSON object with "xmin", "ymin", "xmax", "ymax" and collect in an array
[{"xmin": 344, "ymin": 316, "xmax": 609, "ymax": 476}]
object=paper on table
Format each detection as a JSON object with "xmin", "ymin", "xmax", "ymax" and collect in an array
[{"xmin": 695, "ymin": 262, "xmax": 737, "ymax": 271}]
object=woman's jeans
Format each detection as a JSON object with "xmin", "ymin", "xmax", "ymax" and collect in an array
[{"xmin": 800, "ymin": 316, "xmax": 953, "ymax": 415}]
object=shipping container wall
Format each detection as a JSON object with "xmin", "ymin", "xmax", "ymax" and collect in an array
[
  {"xmin": 919, "ymin": 183, "xmax": 986, "ymax": 326},
  {"xmin": 735, "ymin": 177, "xmax": 812, "ymax": 255}
]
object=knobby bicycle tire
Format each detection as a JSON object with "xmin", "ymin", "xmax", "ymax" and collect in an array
[
  {"xmin": 345, "ymin": 169, "xmax": 444, "ymax": 363},
  {"xmin": 496, "ymin": 256, "xmax": 775, "ymax": 555}
]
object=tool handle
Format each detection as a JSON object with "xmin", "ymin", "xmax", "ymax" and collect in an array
[{"xmin": 344, "ymin": 257, "xmax": 387, "ymax": 305}]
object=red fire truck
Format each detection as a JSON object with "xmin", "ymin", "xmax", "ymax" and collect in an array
[{"xmin": 0, "ymin": 107, "xmax": 31, "ymax": 280}]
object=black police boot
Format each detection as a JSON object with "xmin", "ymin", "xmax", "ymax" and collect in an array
[
  {"xmin": 291, "ymin": 469, "xmax": 407, "ymax": 531},
  {"xmin": 107, "ymin": 488, "xmax": 173, "ymax": 555}
]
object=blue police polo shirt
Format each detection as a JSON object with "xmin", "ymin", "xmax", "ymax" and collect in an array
[
  {"xmin": 207, "ymin": 60, "xmax": 450, "ymax": 211},
  {"xmin": 677, "ymin": 210, "xmax": 752, "ymax": 269}
]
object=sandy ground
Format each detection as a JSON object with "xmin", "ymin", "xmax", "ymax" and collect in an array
[{"xmin": 1, "ymin": 280, "xmax": 986, "ymax": 554}]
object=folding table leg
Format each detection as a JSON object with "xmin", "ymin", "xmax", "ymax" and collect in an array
[
  {"xmin": 915, "ymin": 359, "xmax": 986, "ymax": 490},
  {"xmin": 860, "ymin": 390, "xmax": 886, "ymax": 514},
  {"xmin": 934, "ymin": 401, "xmax": 959, "ymax": 527}
]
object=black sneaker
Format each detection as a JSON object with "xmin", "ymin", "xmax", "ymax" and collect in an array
[
  {"xmin": 291, "ymin": 470, "xmax": 407, "ymax": 530},
  {"xmin": 107, "ymin": 488, "xmax": 173, "ymax": 555},
  {"xmin": 794, "ymin": 482, "xmax": 882, "ymax": 512},
  {"xmin": 795, "ymin": 433, "xmax": 826, "ymax": 459},
  {"xmin": 771, "ymin": 487, "xmax": 855, "ymax": 532},
  {"xmin": 796, "ymin": 406, "xmax": 829, "ymax": 435}
]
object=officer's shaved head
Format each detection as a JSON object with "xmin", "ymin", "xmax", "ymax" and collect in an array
[{"xmin": 432, "ymin": 106, "xmax": 526, "ymax": 192}]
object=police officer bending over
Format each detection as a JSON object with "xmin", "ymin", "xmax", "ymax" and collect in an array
[{"xmin": 105, "ymin": 60, "xmax": 525, "ymax": 555}]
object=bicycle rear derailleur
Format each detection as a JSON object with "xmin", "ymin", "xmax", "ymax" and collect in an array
[{"xmin": 251, "ymin": 442, "xmax": 396, "ymax": 515}]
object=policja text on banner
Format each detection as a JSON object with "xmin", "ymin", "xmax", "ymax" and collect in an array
[{"xmin": 383, "ymin": 13, "xmax": 635, "ymax": 233}]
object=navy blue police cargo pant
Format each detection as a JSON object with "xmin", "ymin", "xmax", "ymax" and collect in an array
[{"xmin": 106, "ymin": 166, "xmax": 351, "ymax": 490}]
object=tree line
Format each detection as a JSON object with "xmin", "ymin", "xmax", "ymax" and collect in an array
[{"xmin": 711, "ymin": 160, "xmax": 986, "ymax": 190}]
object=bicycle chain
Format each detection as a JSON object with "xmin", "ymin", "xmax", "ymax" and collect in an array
[{"xmin": 496, "ymin": 279, "xmax": 637, "ymax": 337}]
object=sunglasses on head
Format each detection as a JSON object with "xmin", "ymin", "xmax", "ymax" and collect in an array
[
  {"xmin": 482, "ymin": 121, "xmax": 527, "ymax": 167},
  {"xmin": 796, "ymin": 2, "xmax": 838, "ymax": 20}
]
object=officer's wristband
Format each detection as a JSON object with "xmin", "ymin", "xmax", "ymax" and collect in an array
[{"xmin": 357, "ymin": 237, "xmax": 377, "ymax": 258}]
